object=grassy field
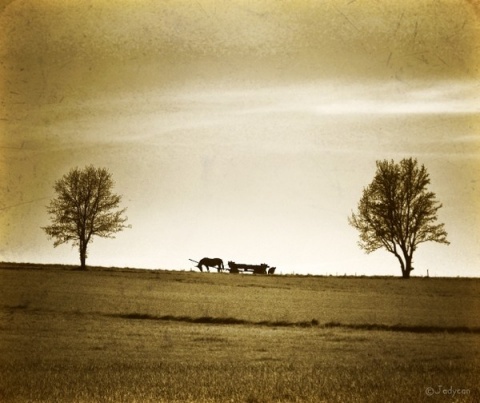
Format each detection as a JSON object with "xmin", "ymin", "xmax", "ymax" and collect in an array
[{"xmin": 0, "ymin": 263, "xmax": 479, "ymax": 402}]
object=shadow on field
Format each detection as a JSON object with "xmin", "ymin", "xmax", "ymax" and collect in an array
[{"xmin": 108, "ymin": 312, "xmax": 480, "ymax": 334}]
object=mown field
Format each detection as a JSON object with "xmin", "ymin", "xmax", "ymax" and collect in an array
[{"xmin": 0, "ymin": 263, "xmax": 479, "ymax": 402}]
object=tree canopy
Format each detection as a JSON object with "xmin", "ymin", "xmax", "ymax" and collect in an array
[
  {"xmin": 43, "ymin": 165, "xmax": 130, "ymax": 269},
  {"xmin": 348, "ymin": 158, "xmax": 449, "ymax": 278}
]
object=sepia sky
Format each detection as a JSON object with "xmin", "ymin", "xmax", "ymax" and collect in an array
[{"xmin": 1, "ymin": 0, "xmax": 479, "ymax": 276}]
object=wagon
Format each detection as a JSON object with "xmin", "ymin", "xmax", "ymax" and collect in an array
[
  {"xmin": 227, "ymin": 261, "xmax": 275, "ymax": 275},
  {"xmin": 189, "ymin": 258, "xmax": 276, "ymax": 274}
]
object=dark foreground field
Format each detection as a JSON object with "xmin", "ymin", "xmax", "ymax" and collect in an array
[{"xmin": 0, "ymin": 263, "xmax": 479, "ymax": 402}]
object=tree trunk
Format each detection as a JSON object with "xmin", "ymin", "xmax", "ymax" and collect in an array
[
  {"xmin": 395, "ymin": 251, "xmax": 413, "ymax": 279},
  {"xmin": 79, "ymin": 242, "xmax": 87, "ymax": 270},
  {"xmin": 401, "ymin": 269, "xmax": 411, "ymax": 279},
  {"xmin": 401, "ymin": 255, "xmax": 413, "ymax": 279}
]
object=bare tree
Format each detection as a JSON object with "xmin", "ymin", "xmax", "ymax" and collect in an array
[
  {"xmin": 348, "ymin": 158, "xmax": 449, "ymax": 278},
  {"xmin": 43, "ymin": 165, "xmax": 130, "ymax": 270}
]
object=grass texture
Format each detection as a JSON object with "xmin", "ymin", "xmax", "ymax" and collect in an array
[{"xmin": 0, "ymin": 263, "xmax": 479, "ymax": 402}]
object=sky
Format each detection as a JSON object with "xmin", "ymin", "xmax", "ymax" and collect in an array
[{"xmin": 1, "ymin": 0, "xmax": 479, "ymax": 277}]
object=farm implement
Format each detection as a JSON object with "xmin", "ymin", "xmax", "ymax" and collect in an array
[
  {"xmin": 227, "ymin": 261, "xmax": 275, "ymax": 274},
  {"xmin": 189, "ymin": 258, "xmax": 276, "ymax": 274}
]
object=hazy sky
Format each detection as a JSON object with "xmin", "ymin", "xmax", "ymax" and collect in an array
[{"xmin": 1, "ymin": 0, "xmax": 479, "ymax": 277}]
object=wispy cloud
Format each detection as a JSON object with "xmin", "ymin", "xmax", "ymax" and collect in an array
[
  {"xmin": 313, "ymin": 85, "xmax": 480, "ymax": 115},
  {"xmin": 162, "ymin": 79, "xmax": 479, "ymax": 119},
  {"xmin": 232, "ymin": 80, "xmax": 480, "ymax": 116}
]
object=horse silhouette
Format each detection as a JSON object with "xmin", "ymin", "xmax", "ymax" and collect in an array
[{"xmin": 197, "ymin": 257, "xmax": 224, "ymax": 272}]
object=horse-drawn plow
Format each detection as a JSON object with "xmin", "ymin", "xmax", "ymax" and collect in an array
[{"xmin": 189, "ymin": 258, "xmax": 276, "ymax": 274}]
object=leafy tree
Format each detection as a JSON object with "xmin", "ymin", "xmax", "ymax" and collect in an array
[
  {"xmin": 348, "ymin": 158, "xmax": 449, "ymax": 279},
  {"xmin": 43, "ymin": 165, "xmax": 130, "ymax": 270}
]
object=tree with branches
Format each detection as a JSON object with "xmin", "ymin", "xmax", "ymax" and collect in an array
[
  {"xmin": 348, "ymin": 158, "xmax": 449, "ymax": 279},
  {"xmin": 43, "ymin": 165, "xmax": 130, "ymax": 270}
]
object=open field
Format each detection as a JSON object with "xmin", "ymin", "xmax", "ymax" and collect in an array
[{"xmin": 0, "ymin": 263, "xmax": 479, "ymax": 402}]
